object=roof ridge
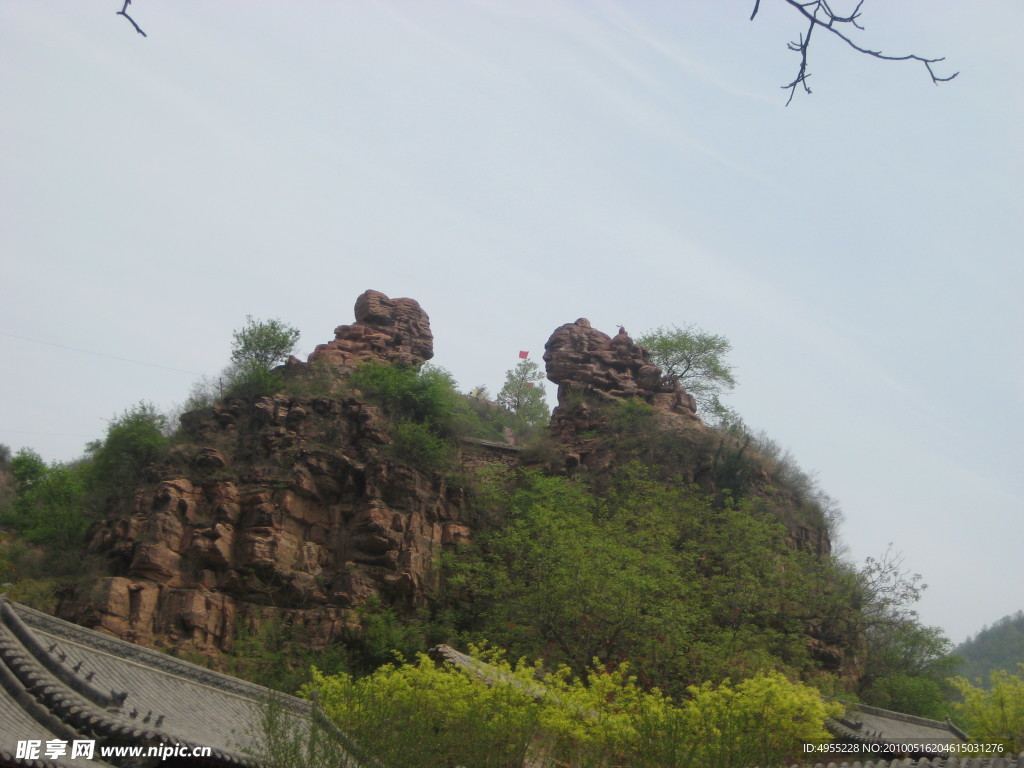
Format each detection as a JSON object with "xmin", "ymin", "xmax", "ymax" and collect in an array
[
  {"xmin": 849, "ymin": 700, "xmax": 961, "ymax": 729},
  {"xmin": 10, "ymin": 601, "xmax": 305, "ymax": 712},
  {"xmin": 1, "ymin": 599, "xmax": 121, "ymax": 711},
  {"xmin": 0, "ymin": 601, "xmax": 256, "ymax": 766}
]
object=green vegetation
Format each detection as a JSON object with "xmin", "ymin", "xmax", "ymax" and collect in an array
[
  {"xmin": 228, "ymin": 315, "xmax": 301, "ymax": 397},
  {"xmin": 1, "ymin": 449, "xmax": 87, "ymax": 551},
  {"xmin": 496, "ymin": 358, "xmax": 550, "ymax": 430},
  {"xmin": 950, "ymin": 665, "xmax": 1024, "ymax": 753},
  {"xmin": 637, "ymin": 325, "xmax": 736, "ymax": 424},
  {"xmin": 0, "ymin": 402, "xmax": 168, "ymax": 603},
  {"xmin": 440, "ymin": 465, "xmax": 844, "ymax": 694},
  {"xmin": 2, "ymin": 311, "xmax": 963, "ymax": 739},
  {"xmin": 955, "ymin": 611, "xmax": 1024, "ymax": 684},
  {"xmin": 297, "ymin": 649, "xmax": 841, "ymax": 768},
  {"xmin": 349, "ymin": 361, "xmax": 461, "ymax": 429},
  {"xmin": 85, "ymin": 402, "xmax": 168, "ymax": 497},
  {"xmin": 349, "ymin": 359, "xmax": 548, "ymax": 465},
  {"xmin": 850, "ymin": 547, "xmax": 958, "ymax": 718}
]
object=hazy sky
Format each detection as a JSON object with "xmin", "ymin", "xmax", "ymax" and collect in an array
[{"xmin": 1, "ymin": 1, "xmax": 1021, "ymax": 645}]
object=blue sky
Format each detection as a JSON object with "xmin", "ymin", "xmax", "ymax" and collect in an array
[{"xmin": 1, "ymin": 1, "xmax": 1021, "ymax": 645}]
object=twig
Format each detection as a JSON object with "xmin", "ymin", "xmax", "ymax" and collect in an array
[
  {"xmin": 754, "ymin": 0, "xmax": 957, "ymax": 104},
  {"xmin": 117, "ymin": 0, "xmax": 147, "ymax": 37}
]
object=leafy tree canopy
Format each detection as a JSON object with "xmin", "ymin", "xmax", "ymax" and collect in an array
[
  {"xmin": 442, "ymin": 464, "xmax": 841, "ymax": 692},
  {"xmin": 86, "ymin": 402, "xmax": 167, "ymax": 497},
  {"xmin": 0, "ymin": 448, "xmax": 87, "ymax": 550},
  {"xmin": 496, "ymin": 359, "xmax": 549, "ymax": 428},
  {"xmin": 636, "ymin": 325, "xmax": 736, "ymax": 424},
  {"xmin": 955, "ymin": 611, "xmax": 1024, "ymax": 684},
  {"xmin": 231, "ymin": 316, "xmax": 301, "ymax": 371},
  {"xmin": 950, "ymin": 665, "xmax": 1024, "ymax": 753},
  {"xmin": 227, "ymin": 316, "xmax": 301, "ymax": 397},
  {"xmin": 848, "ymin": 546, "xmax": 958, "ymax": 717}
]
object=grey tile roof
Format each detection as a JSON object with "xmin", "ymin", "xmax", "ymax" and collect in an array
[
  {"xmin": 0, "ymin": 598, "xmax": 317, "ymax": 768},
  {"xmin": 829, "ymin": 702, "xmax": 968, "ymax": 747}
]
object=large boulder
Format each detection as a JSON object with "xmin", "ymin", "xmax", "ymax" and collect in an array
[{"xmin": 305, "ymin": 289, "xmax": 434, "ymax": 374}]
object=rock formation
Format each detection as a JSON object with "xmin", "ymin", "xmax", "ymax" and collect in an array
[
  {"xmin": 302, "ymin": 289, "xmax": 433, "ymax": 374},
  {"xmin": 544, "ymin": 319, "xmax": 697, "ymax": 417},
  {"xmin": 53, "ymin": 294, "xmax": 841, "ymax": 678},
  {"xmin": 59, "ymin": 291, "xmax": 463, "ymax": 657},
  {"xmin": 542, "ymin": 318, "xmax": 706, "ymax": 473}
]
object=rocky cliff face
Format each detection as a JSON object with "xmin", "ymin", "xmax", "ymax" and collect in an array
[
  {"xmin": 58, "ymin": 294, "xmax": 840, "ymax": 674},
  {"xmin": 59, "ymin": 291, "xmax": 471, "ymax": 656},
  {"xmin": 542, "ymin": 318, "xmax": 707, "ymax": 476}
]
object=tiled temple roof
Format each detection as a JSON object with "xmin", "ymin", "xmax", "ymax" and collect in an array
[
  {"xmin": 0, "ymin": 598, "xmax": 313, "ymax": 768},
  {"xmin": 829, "ymin": 702, "xmax": 968, "ymax": 749}
]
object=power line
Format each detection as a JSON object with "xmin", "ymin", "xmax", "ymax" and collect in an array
[
  {"xmin": 0, "ymin": 331, "xmax": 203, "ymax": 376},
  {"xmin": 0, "ymin": 429, "xmax": 97, "ymax": 438}
]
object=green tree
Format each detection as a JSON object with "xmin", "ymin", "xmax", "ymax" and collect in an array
[
  {"xmin": 86, "ymin": 402, "xmax": 168, "ymax": 497},
  {"xmin": 1, "ymin": 449, "xmax": 87, "ymax": 550},
  {"xmin": 444, "ymin": 465, "xmax": 838, "ymax": 691},
  {"xmin": 853, "ymin": 546, "xmax": 957, "ymax": 717},
  {"xmin": 950, "ymin": 665, "xmax": 1024, "ymax": 753},
  {"xmin": 497, "ymin": 359, "xmax": 549, "ymax": 427},
  {"xmin": 232, "ymin": 315, "xmax": 302, "ymax": 370},
  {"xmin": 636, "ymin": 325, "xmax": 736, "ymax": 424},
  {"xmin": 229, "ymin": 316, "xmax": 301, "ymax": 397},
  {"xmin": 349, "ymin": 362, "xmax": 459, "ymax": 428}
]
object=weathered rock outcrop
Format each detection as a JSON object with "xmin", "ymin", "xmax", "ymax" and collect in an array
[
  {"xmin": 544, "ymin": 319, "xmax": 697, "ymax": 417},
  {"xmin": 59, "ymin": 291, "xmax": 463, "ymax": 658},
  {"xmin": 302, "ymin": 289, "xmax": 433, "ymax": 374},
  {"xmin": 55, "ymin": 294, "xmax": 843, "ymax": 678},
  {"xmin": 542, "ymin": 319, "xmax": 706, "ymax": 473}
]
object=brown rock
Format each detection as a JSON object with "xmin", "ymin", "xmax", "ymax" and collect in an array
[
  {"xmin": 59, "ymin": 291, "xmax": 474, "ymax": 660},
  {"xmin": 543, "ymin": 319, "xmax": 696, "ymax": 415},
  {"xmin": 306, "ymin": 289, "xmax": 434, "ymax": 374},
  {"xmin": 130, "ymin": 543, "xmax": 183, "ymax": 585}
]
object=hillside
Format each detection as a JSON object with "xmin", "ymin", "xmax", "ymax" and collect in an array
[
  {"xmin": 955, "ymin": 611, "xmax": 1024, "ymax": 683},
  {"xmin": 0, "ymin": 290, "xmax": 953, "ymax": 711}
]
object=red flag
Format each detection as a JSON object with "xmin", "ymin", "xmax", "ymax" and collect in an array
[{"xmin": 518, "ymin": 350, "xmax": 529, "ymax": 359}]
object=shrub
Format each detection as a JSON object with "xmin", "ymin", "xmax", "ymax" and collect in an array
[
  {"xmin": 386, "ymin": 421, "xmax": 452, "ymax": 473},
  {"xmin": 349, "ymin": 361, "xmax": 459, "ymax": 429},
  {"xmin": 86, "ymin": 402, "xmax": 168, "ymax": 497},
  {"xmin": 1, "ymin": 449, "xmax": 88, "ymax": 550},
  {"xmin": 950, "ymin": 666, "xmax": 1024, "ymax": 753},
  {"xmin": 302, "ymin": 649, "xmax": 841, "ymax": 768},
  {"xmin": 307, "ymin": 652, "xmax": 542, "ymax": 768}
]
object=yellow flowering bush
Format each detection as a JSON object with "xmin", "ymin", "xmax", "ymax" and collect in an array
[
  {"xmin": 950, "ymin": 665, "xmax": 1024, "ymax": 753},
  {"xmin": 301, "ymin": 649, "xmax": 840, "ymax": 768}
]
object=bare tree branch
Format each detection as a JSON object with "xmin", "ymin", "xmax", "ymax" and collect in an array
[
  {"xmin": 117, "ymin": 0, "xmax": 147, "ymax": 38},
  {"xmin": 755, "ymin": 0, "xmax": 958, "ymax": 105}
]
